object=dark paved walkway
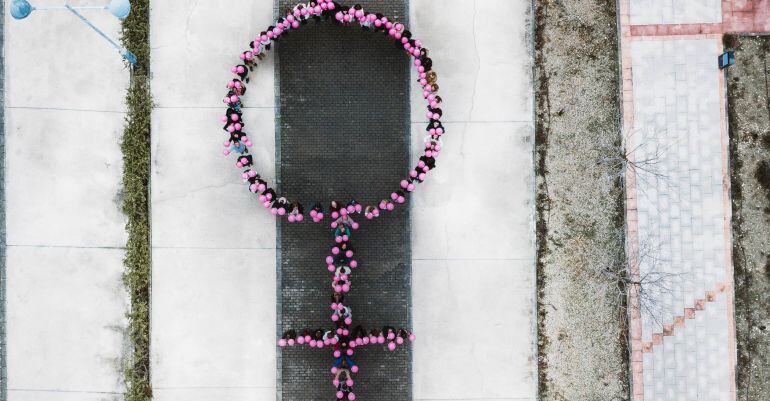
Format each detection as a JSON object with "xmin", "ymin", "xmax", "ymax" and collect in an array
[{"xmin": 275, "ymin": 1, "xmax": 411, "ymax": 400}]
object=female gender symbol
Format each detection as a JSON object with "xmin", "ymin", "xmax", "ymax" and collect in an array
[{"xmin": 220, "ymin": 2, "xmax": 444, "ymax": 399}]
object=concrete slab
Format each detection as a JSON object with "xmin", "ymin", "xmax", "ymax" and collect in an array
[
  {"xmin": 153, "ymin": 388, "xmax": 274, "ymax": 401},
  {"xmin": 5, "ymin": 246, "xmax": 127, "ymax": 396},
  {"xmin": 5, "ymin": 108, "xmax": 127, "ymax": 248},
  {"xmin": 7, "ymin": 392, "xmax": 121, "ymax": 401},
  {"xmin": 413, "ymin": 259, "xmax": 536, "ymax": 400},
  {"xmin": 4, "ymin": 0, "xmax": 128, "ymax": 111},
  {"xmin": 150, "ymin": 1, "xmax": 275, "ymax": 108},
  {"xmin": 1, "ymin": 0, "xmax": 8, "ymax": 396},
  {"xmin": 150, "ymin": 248, "xmax": 275, "ymax": 392},
  {"xmin": 409, "ymin": 0, "xmax": 532, "ymax": 124},
  {"xmin": 410, "ymin": 121, "xmax": 534, "ymax": 261},
  {"xmin": 150, "ymin": 108, "xmax": 275, "ymax": 249}
]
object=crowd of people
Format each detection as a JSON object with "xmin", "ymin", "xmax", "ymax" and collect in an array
[
  {"xmin": 279, "ymin": 208, "xmax": 415, "ymax": 400},
  {"xmin": 223, "ymin": 2, "xmax": 437, "ymax": 399},
  {"xmin": 220, "ymin": 0, "xmax": 444, "ymax": 231}
]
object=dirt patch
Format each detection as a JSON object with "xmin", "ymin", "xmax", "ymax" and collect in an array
[
  {"xmin": 534, "ymin": 0, "xmax": 629, "ymax": 400},
  {"xmin": 724, "ymin": 34, "xmax": 770, "ymax": 401}
]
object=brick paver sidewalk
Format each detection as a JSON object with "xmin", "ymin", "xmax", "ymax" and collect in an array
[
  {"xmin": 619, "ymin": 0, "xmax": 754, "ymax": 400},
  {"xmin": 626, "ymin": 37, "xmax": 734, "ymax": 401}
]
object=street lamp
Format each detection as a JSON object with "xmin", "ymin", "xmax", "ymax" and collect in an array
[{"xmin": 10, "ymin": 0, "xmax": 137, "ymax": 66}]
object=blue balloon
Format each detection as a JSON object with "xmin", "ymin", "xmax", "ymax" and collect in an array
[
  {"xmin": 10, "ymin": 0, "xmax": 34, "ymax": 20},
  {"xmin": 107, "ymin": 0, "xmax": 131, "ymax": 20}
]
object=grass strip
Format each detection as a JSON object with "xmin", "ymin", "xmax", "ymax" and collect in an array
[{"xmin": 119, "ymin": 1, "xmax": 152, "ymax": 400}]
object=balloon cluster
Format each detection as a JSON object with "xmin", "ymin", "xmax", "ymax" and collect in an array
[
  {"xmin": 279, "ymin": 213, "xmax": 414, "ymax": 400},
  {"xmin": 221, "ymin": 1, "xmax": 444, "ymax": 224}
]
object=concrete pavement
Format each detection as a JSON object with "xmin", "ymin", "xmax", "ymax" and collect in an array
[
  {"xmin": 410, "ymin": 1, "xmax": 536, "ymax": 400},
  {"xmin": 1, "ymin": 0, "xmax": 537, "ymax": 399},
  {"xmin": 3, "ymin": 1, "xmax": 130, "ymax": 399},
  {"xmin": 150, "ymin": 0, "xmax": 536, "ymax": 400},
  {"xmin": 149, "ymin": 1, "xmax": 277, "ymax": 400}
]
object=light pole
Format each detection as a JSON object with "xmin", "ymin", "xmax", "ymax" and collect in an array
[{"xmin": 10, "ymin": 0, "xmax": 137, "ymax": 66}]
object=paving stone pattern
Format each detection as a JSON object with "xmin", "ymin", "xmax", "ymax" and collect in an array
[
  {"xmin": 631, "ymin": 38, "xmax": 732, "ymax": 401},
  {"xmin": 631, "ymin": 38, "xmax": 726, "ymax": 341},
  {"xmin": 630, "ymin": 0, "xmax": 722, "ymax": 25},
  {"xmin": 644, "ymin": 296, "xmax": 730, "ymax": 400},
  {"xmin": 275, "ymin": 1, "xmax": 412, "ymax": 400}
]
